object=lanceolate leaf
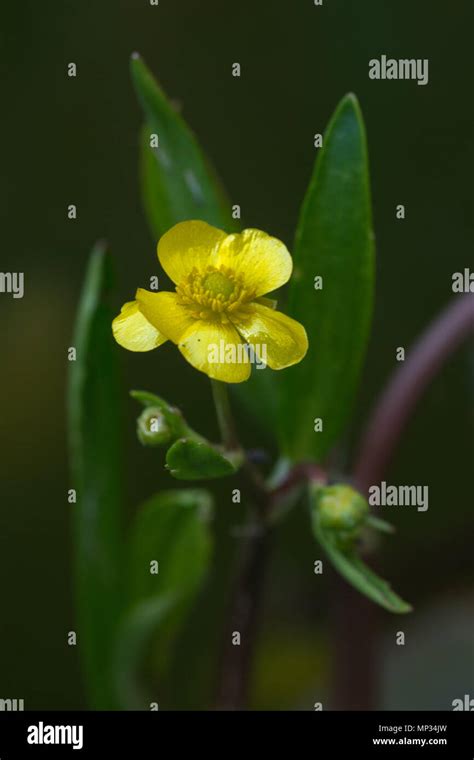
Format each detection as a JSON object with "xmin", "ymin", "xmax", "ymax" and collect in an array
[
  {"xmin": 280, "ymin": 94, "xmax": 375, "ymax": 462},
  {"xmin": 67, "ymin": 242, "xmax": 123, "ymax": 708},
  {"xmin": 114, "ymin": 489, "xmax": 213, "ymax": 708},
  {"xmin": 131, "ymin": 53, "xmax": 236, "ymax": 239}
]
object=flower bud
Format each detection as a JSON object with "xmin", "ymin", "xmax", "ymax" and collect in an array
[
  {"xmin": 137, "ymin": 407, "xmax": 173, "ymax": 447},
  {"xmin": 317, "ymin": 485, "xmax": 368, "ymax": 532}
]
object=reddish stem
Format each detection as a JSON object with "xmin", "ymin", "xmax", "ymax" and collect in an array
[{"xmin": 354, "ymin": 293, "xmax": 474, "ymax": 493}]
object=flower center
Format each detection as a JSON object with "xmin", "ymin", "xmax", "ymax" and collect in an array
[
  {"xmin": 202, "ymin": 271, "xmax": 235, "ymax": 300},
  {"xmin": 176, "ymin": 265, "xmax": 253, "ymax": 322}
]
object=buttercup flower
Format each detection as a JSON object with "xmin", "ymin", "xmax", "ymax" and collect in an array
[{"xmin": 112, "ymin": 220, "xmax": 308, "ymax": 383}]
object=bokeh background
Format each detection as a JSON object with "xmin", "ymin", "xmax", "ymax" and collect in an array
[{"xmin": 0, "ymin": 0, "xmax": 472, "ymax": 709}]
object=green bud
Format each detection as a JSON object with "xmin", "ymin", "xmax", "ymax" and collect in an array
[
  {"xmin": 317, "ymin": 485, "xmax": 369, "ymax": 532},
  {"xmin": 137, "ymin": 407, "xmax": 173, "ymax": 447}
]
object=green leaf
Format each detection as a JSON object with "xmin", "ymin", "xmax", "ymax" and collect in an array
[
  {"xmin": 131, "ymin": 54, "xmax": 236, "ymax": 239},
  {"xmin": 114, "ymin": 489, "xmax": 213, "ymax": 708},
  {"xmin": 166, "ymin": 438, "xmax": 240, "ymax": 480},
  {"xmin": 67, "ymin": 242, "xmax": 123, "ymax": 708},
  {"xmin": 130, "ymin": 389, "xmax": 174, "ymax": 408},
  {"xmin": 131, "ymin": 389, "xmax": 242, "ymax": 478},
  {"xmin": 114, "ymin": 596, "xmax": 177, "ymax": 711},
  {"xmin": 366, "ymin": 514, "xmax": 396, "ymax": 535},
  {"xmin": 280, "ymin": 94, "xmax": 375, "ymax": 461},
  {"xmin": 310, "ymin": 498, "xmax": 411, "ymax": 614}
]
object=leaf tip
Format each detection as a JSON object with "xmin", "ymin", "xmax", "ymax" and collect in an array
[
  {"xmin": 338, "ymin": 92, "xmax": 362, "ymax": 119},
  {"xmin": 91, "ymin": 238, "xmax": 108, "ymax": 259},
  {"xmin": 344, "ymin": 91, "xmax": 358, "ymax": 104},
  {"xmin": 391, "ymin": 604, "xmax": 413, "ymax": 615},
  {"xmin": 130, "ymin": 51, "xmax": 146, "ymax": 81}
]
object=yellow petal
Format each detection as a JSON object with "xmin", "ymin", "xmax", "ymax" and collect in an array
[
  {"xmin": 136, "ymin": 289, "xmax": 196, "ymax": 344},
  {"xmin": 231, "ymin": 303, "xmax": 308, "ymax": 369},
  {"xmin": 178, "ymin": 320, "xmax": 251, "ymax": 383},
  {"xmin": 157, "ymin": 220, "xmax": 227, "ymax": 284},
  {"xmin": 112, "ymin": 301, "xmax": 167, "ymax": 352},
  {"xmin": 217, "ymin": 229, "xmax": 292, "ymax": 297}
]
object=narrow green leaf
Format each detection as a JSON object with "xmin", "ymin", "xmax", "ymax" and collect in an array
[
  {"xmin": 366, "ymin": 514, "xmax": 396, "ymax": 534},
  {"xmin": 166, "ymin": 438, "xmax": 239, "ymax": 480},
  {"xmin": 131, "ymin": 54, "xmax": 236, "ymax": 239},
  {"xmin": 311, "ymin": 503, "xmax": 411, "ymax": 614},
  {"xmin": 67, "ymin": 242, "xmax": 123, "ymax": 708},
  {"xmin": 280, "ymin": 94, "xmax": 375, "ymax": 461},
  {"xmin": 114, "ymin": 489, "xmax": 213, "ymax": 708},
  {"xmin": 130, "ymin": 389, "xmax": 174, "ymax": 409}
]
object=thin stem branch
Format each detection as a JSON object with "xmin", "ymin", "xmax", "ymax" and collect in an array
[
  {"xmin": 211, "ymin": 378, "xmax": 269, "ymax": 709},
  {"xmin": 271, "ymin": 462, "xmax": 327, "ymax": 502},
  {"xmin": 214, "ymin": 457, "xmax": 327, "ymax": 710},
  {"xmin": 211, "ymin": 379, "xmax": 239, "ymax": 451},
  {"xmin": 210, "ymin": 381, "xmax": 328, "ymax": 709},
  {"xmin": 353, "ymin": 293, "xmax": 474, "ymax": 493},
  {"xmin": 214, "ymin": 517, "xmax": 270, "ymax": 710}
]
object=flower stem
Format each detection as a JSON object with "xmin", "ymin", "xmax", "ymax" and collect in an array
[
  {"xmin": 214, "ymin": 461, "xmax": 327, "ymax": 710},
  {"xmin": 353, "ymin": 293, "xmax": 474, "ymax": 493},
  {"xmin": 211, "ymin": 379, "xmax": 239, "ymax": 451},
  {"xmin": 209, "ymin": 378, "xmax": 269, "ymax": 708},
  {"xmin": 214, "ymin": 517, "xmax": 270, "ymax": 710}
]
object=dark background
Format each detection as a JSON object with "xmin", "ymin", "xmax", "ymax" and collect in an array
[{"xmin": 0, "ymin": 0, "xmax": 472, "ymax": 709}]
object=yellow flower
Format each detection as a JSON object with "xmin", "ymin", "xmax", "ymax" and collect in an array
[{"xmin": 112, "ymin": 220, "xmax": 308, "ymax": 383}]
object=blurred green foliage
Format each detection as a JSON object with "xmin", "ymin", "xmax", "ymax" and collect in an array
[{"xmin": 67, "ymin": 243, "xmax": 123, "ymax": 708}]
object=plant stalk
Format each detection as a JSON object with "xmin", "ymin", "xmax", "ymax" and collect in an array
[
  {"xmin": 354, "ymin": 293, "xmax": 474, "ymax": 493},
  {"xmin": 211, "ymin": 379, "xmax": 239, "ymax": 451},
  {"xmin": 332, "ymin": 294, "xmax": 474, "ymax": 711},
  {"xmin": 210, "ymin": 379, "xmax": 270, "ymax": 709},
  {"xmin": 214, "ymin": 515, "xmax": 271, "ymax": 710}
]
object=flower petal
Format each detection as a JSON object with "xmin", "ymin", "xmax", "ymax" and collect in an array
[
  {"xmin": 157, "ymin": 220, "xmax": 227, "ymax": 284},
  {"xmin": 136, "ymin": 289, "xmax": 196, "ymax": 343},
  {"xmin": 217, "ymin": 229, "xmax": 292, "ymax": 297},
  {"xmin": 231, "ymin": 303, "xmax": 308, "ymax": 369},
  {"xmin": 178, "ymin": 320, "xmax": 251, "ymax": 383},
  {"xmin": 112, "ymin": 300, "xmax": 167, "ymax": 352}
]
